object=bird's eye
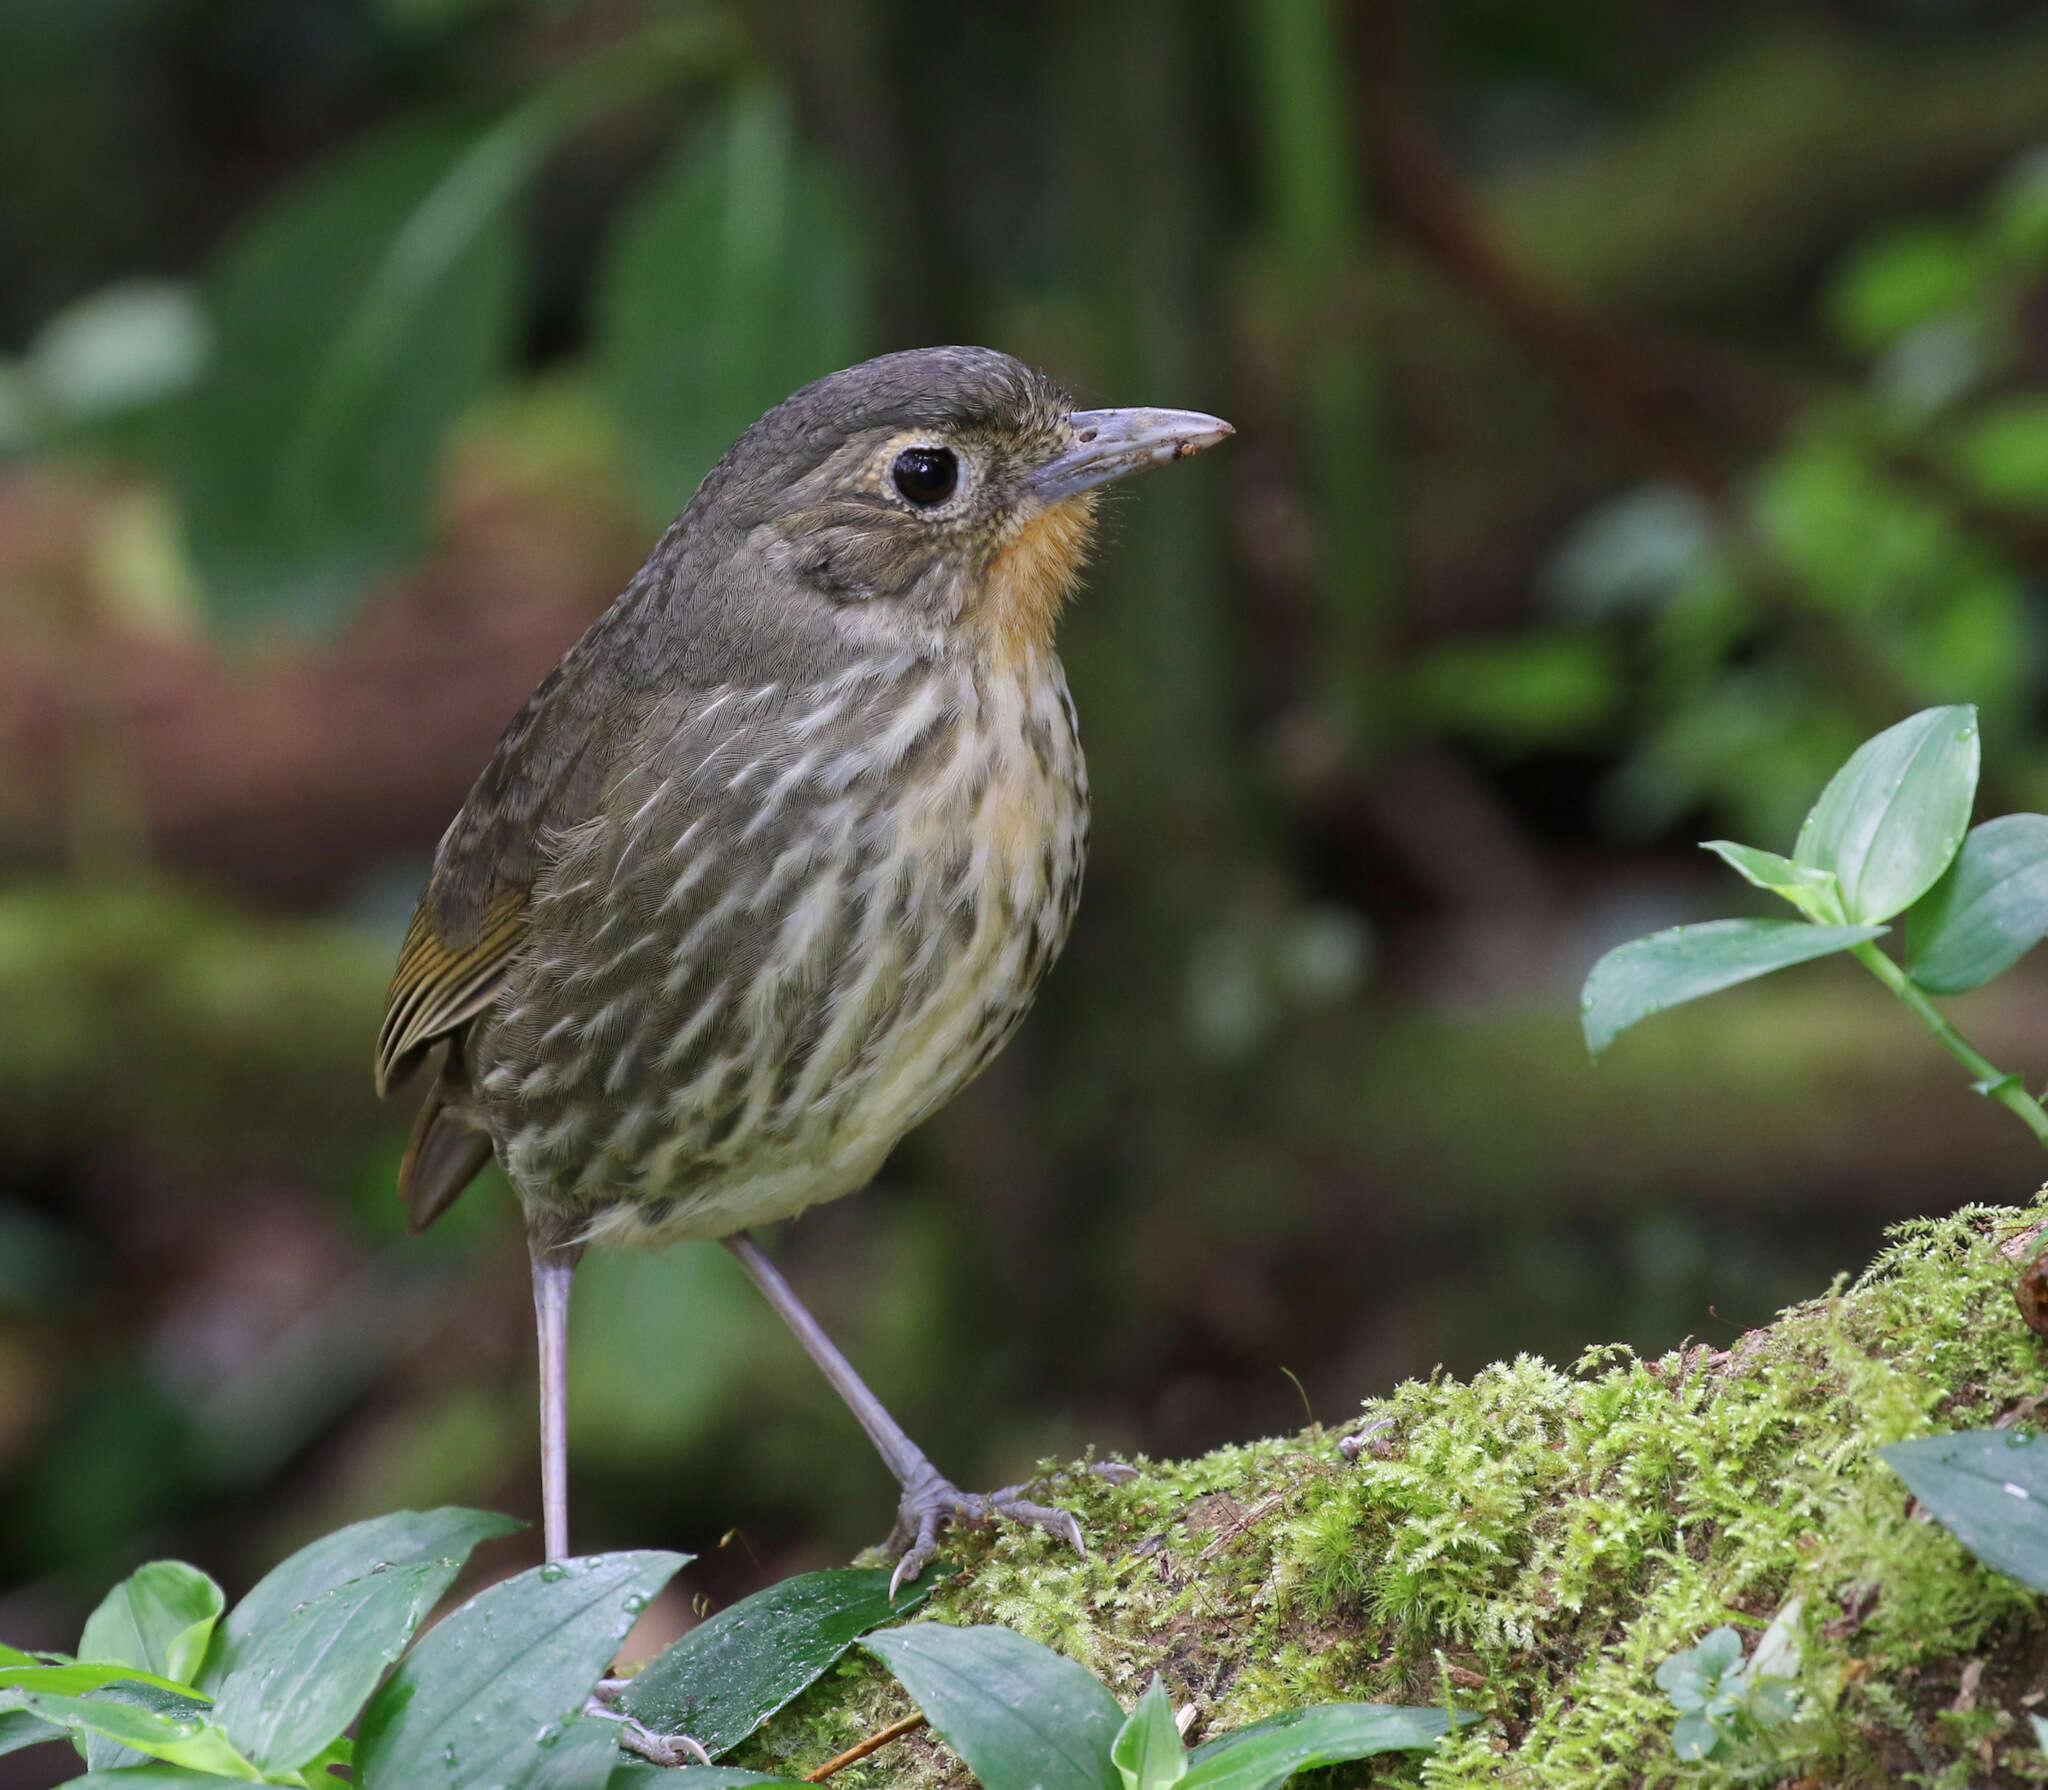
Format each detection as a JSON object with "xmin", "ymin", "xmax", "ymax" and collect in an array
[{"xmin": 892, "ymin": 446, "xmax": 959, "ymax": 507}]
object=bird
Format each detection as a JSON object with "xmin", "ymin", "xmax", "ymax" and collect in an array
[{"xmin": 375, "ymin": 346, "xmax": 1232, "ymax": 1585}]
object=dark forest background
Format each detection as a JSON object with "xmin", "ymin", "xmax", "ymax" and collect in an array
[{"xmin": 7, "ymin": 0, "xmax": 2048, "ymax": 1756}]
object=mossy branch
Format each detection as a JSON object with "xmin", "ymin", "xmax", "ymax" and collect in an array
[{"xmin": 729, "ymin": 1198, "xmax": 2048, "ymax": 1788}]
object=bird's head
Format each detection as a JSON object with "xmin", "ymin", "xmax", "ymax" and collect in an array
[{"xmin": 677, "ymin": 347, "xmax": 1231, "ymax": 672}]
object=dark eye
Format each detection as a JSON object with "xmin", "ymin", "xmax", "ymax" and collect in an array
[{"xmin": 892, "ymin": 446, "xmax": 958, "ymax": 507}]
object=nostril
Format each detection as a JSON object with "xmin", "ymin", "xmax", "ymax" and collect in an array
[{"xmin": 1077, "ymin": 427, "xmax": 1098, "ymax": 443}]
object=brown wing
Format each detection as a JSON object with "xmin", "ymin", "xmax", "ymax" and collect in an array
[
  {"xmin": 374, "ymin": 615, "xmax": 621, "ymax": 1099},
  {"xmin": 373, "ymin": 886, "xmax": 528, "ymax": 1096}
]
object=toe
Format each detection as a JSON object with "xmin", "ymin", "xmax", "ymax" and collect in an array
[{"xmin": 991, "ymin": 1495, "xmax": 1088, "ymax": 1557}]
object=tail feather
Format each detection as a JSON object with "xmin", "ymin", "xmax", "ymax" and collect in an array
[{"xmin": 399, "ymin": 1078, "xmax": 494, "ymax": 1233}]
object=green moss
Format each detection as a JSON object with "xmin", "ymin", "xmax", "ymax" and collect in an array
[{"xmin": 734, "ymin": 1196, "xmax": 2048, "ymax": 1788}]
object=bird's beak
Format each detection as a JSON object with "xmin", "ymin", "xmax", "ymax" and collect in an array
[{"xmin": 1028, "ymin": 407, "xmax": 1234, "ymax": 502}]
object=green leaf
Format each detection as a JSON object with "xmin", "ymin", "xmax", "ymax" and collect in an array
[
  {"xmin": 177, "ymin": 27, "xmax": 720, "ymax": 627},
  {"xmin": 863, "ymin": 1624, "xmax": 1123, "ymax": 1790},
  {"xmin": 1882, "ymin": 1430, "xmax": 2048, "ymax": 1590},
  {"xmin": 1111, "ymin": 1678, "xmax": 1186, "ymax": 1790},
  {"xmin": 596, "ymin": 83, "xmax": 872, "ymax": 526},
  {"xmin": 0, "ymin": 1707, "xmax": 65, "ymax": 1758},
  {"xmin": 0, "ymin": 1666, "xmax": 197, "ymax": 1700},
  {"xmin": 1179, "ymin": 1705, "xmax": 1456, "ymax": 1790},
  {"xmin": 172, "ymin": 115, "xmax": 518, "ymax": 630},
  {"xmin": 353, "ymin": 1549, "xmax": 688, "ymax": 1790},
  {"xmin": 1792, "ymin": 705, "xmax": 1979, "ymax": 923},
  {"xmin": 0, "ymin": 1689, "xmax": 256, "ymax": 1778},
  {"xmin": 203, "ymin": 1505, "xmax": 519, "ymax": 1690},
  {"xmin": 619, "ymin": 1563, "xmax": 945, "ymax": 1756},
  {"xmin": 1701, "ymin": 841, "xmax": 1845, "ymax": 923},
  {"xmin": 214, "ymin": 1558, "xmax": 460, "ymax": 1773},
  {"xmin": 1905, "ymin": 814, "xmax": 2048, "ymax": 993},
  {"xmin": 78, "ymin": 1563, "xmax": 224, "ymax": 1687},
  {"xmin": 1671, "ymin": 1709, "xmax": 1720, "ymax": 1760},
  {"xmin": 516, "ymin": 1711, "xmax": 628, "ymax": 1789},
  {"xmin": 1580, "ymin": 920, "xmax": 1886, "ymax": 1057}
]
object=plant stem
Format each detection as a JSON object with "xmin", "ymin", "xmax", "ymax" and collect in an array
[{"xmin": 1850, "ymin": 942, "xmax": 2048, "ymax": 1146}]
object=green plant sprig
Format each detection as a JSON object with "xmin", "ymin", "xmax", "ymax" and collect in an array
[{"xmin": 1583, "ymin": 704, "xmax": 2048, "ymax": 1144}]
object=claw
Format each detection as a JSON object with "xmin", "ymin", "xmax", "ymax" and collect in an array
[
  {"xmin": 583, "ymin": 1695, "xmax": 712, "ymax": 1767},
  {"xmin": 883, "ymin": 1471, "xmax": 1088, "ymax": 1594}
]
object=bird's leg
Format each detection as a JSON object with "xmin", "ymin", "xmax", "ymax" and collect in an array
[
  {"xmin": 723, "ymin": 1232, "xmax": 1083, "ymax": 1592},
  {"xmin": 529, "ymin": 1231, "xmax": 585, "ymax": 1563}
]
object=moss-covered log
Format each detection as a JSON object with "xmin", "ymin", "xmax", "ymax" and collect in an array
[{"xmin": 727, "ymin": 1198, "xmax": 2048, "ymax": 1787}]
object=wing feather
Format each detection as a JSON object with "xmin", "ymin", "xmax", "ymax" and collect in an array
[{"xmin": 374, "ymin": 889, "xmax": 529, "ymax": 1094}]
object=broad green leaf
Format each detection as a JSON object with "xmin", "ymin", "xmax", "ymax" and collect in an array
[
  {"xmin": 0, "ymin": 1689, "xmax": 256, "ymax": 1779},
  {"xmin": 353, "ymin": 1549, "xmax": 687, "ymax": 1790},
  {"xmin": 1581, "ymin": 920, "xmax": 1886, "ymax": 1058},
  {"xmin": 620, "ymin": 1563, "xmax": 945, "ymax": 1755},
  {"xmin": 0, "ymin": 1707, "xmax": 64, "ymax": 1758},
  {"xmin": 1905, "ymin": 814, "xmax": 2048, "ymax": 993},
  {"xmin": 1792, "ymin": 705, "xmax": 1978, "ymax": 923},
  {"xmin": 596, "ymin": 83, "xmax": 872, "ymax": 526},
  {"xmin": 1672, "ymin": 1709, "xmax": 1720, "ymax": 1760},
  {"xmin": 1180, "ymin": 1705, "xmax": 1456, "ymax": 1790},
  {"xmin": 79, "ymin": 1563, "xmax": 224, "ymax": 1687},
  {"xmin": 608, "ymin": 1770, "xmax": 801, "ymax": 1788},
  {"xmin": 1111, "ymin": 1678, "xmax": 1186, "ymax": 1790},
  {"xmin": 214, "ymin": 1559, "xmax": 459, "ymax": 1773},
  {"xmin": 519, "ymin": 1711, "xmax": 628, "ymax": 1789},
  {"xmin": 0, "ymin": 1666, "xmax": 196, "ymax": 1699},
  {"xmin": 1701, "ymin": 841, "xmax": 1845, "ymax": 923},
  {"xmin": 203, "ymin": 1505, "xmax": 519, "ymax": 1690},
  {"xmin": 0, "ymin": 1645, "xmax": 35, "ymax": 1667},
  {"xmin": 863, "ymin": 1624, "xmax": 1122, "ymax": 1790},
  {"xmin": 173, "ymin": 116, "xmax": 519, "ymax": 630},
  {"xmin": 61, "ymin": 1682, "xmax": 222, "ymax": 1777},
  {"xmin": 1883, "ymin": 1430, "xmax": 2048, "ymax": 1590}
]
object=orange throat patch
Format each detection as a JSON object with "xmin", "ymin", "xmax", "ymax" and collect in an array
[{"xmin": 972, "ymin": 493, "xmax": 1099, "ymax": 668}]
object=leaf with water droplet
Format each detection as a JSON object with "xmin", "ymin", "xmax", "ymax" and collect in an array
[
  {"xmin": 202, "ymin": 1507, "xmax": 520, "ymax": 1692},
  {"xmin": 215, "ymin": 1558, "xmax": 458, "ymax": 1774},
  {"xmin": 0, "ymin": 1684, "xmax": 257, "ymax": 1778},
  {"xmin": 354, "ymin": 1549, "xmax": 686, "ymax": 1790},
  {"xmin": 621, "ymin": 1562, "xmax": 949, "ymax": 1759},
  {"xmin": 1884, "ymin": 1430, "xmax": 2048, "ymax": 1591},
  {"xmin": 1793, "ymin": 704, "xmax": 1979, "ymax": 922}
]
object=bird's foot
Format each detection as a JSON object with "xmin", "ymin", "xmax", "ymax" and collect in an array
[
  {"xmin": 582, "ymin": 1688, "xmax": 712, "ymax": 1767},
  {"xmin": 886, "ymin": 1463, "xmax": 1087, "ymax": 1596}
]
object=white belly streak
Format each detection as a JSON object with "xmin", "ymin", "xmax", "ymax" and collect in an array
[{"xmin": 577, "ymin": 655, "xmax": 1084, "ymax": 1249}]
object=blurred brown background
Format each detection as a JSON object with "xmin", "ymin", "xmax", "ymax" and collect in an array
[{"xmin": 7, "ymin": 0, "xmax": 2048, "ymax": 1743}]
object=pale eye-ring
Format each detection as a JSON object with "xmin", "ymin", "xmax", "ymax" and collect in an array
[{"xmin": 891, "ymin": 445, "xmax": 958, "ymax": 507}]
